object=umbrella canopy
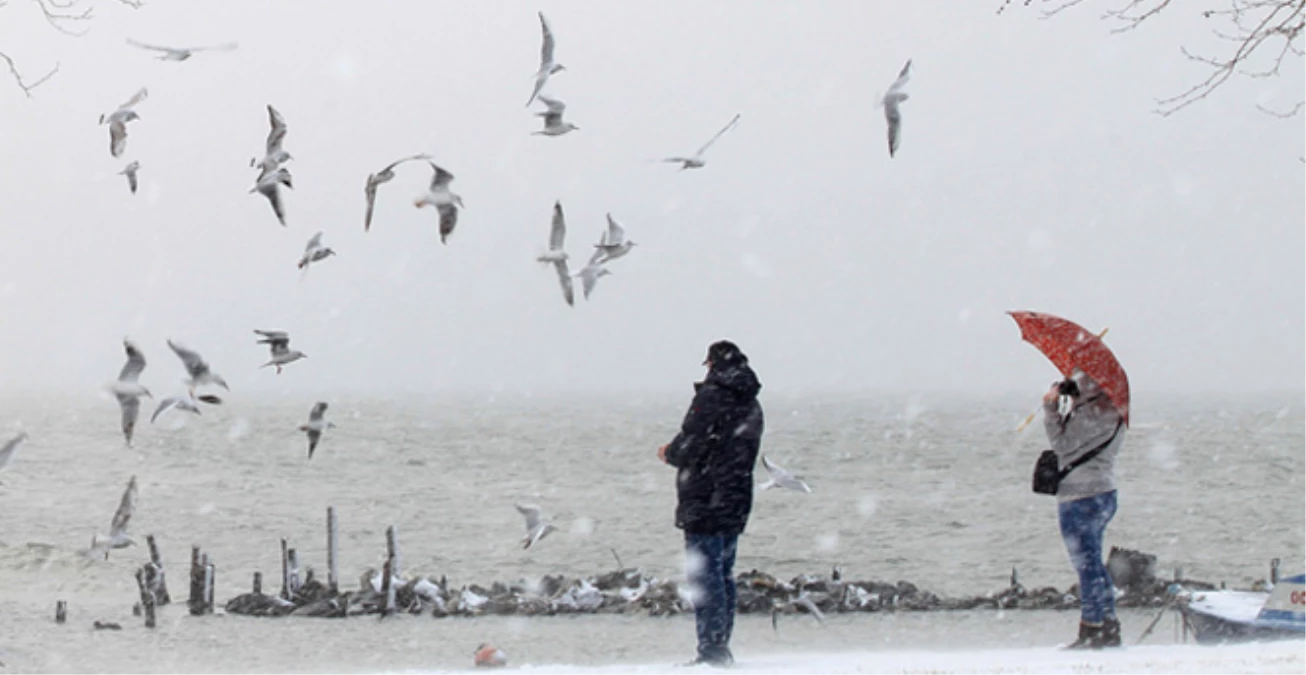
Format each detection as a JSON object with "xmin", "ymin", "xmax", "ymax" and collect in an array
[{"xmin": 1008, "ymin": 310, "xmax": 1130, "ymax": 425}]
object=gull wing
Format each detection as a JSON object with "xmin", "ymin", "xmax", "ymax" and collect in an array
[
  {"xmin": 191, "ymin": 42, "xmax": 238, "ymax": 53},
  {"xmin": 428, "ymin": 162, "xmax": 455, "ymax": 191},
  {"xmin": 538, "ymin": 12, "xmax": 556, "ymax": 68},
  {"xmin": 538, "ymin": 95, "xmax": 566, "ymax": 115},
  {"xmin": 885, "ymin": 104, "xmax": 902, "ymax": 158},
  {"xmin": 437, "ymin": 203, "xmax": 458, "ymax": 243},
  {"xmin": 379, "ymin": 153, "xmax": 433, "ymax": 176},
  {"xmin": 119, "ymin": 87, "xmax": 148, "ymax": 110},
  {"xmin": 118, "ymin": 339, "xmax": 146, "ymax": 383},
  {"xmin": 265, "ymin": 104, "xmax": 288, "ymax": 155},
  {"xmin": 307, "ymin": 429, "xmax": 322, "ymax": 458},
  {"xmin": 885, "ymin": 59, "xmax": 912, "ymax": 98},
  {"xmin": 695, "ymin": 113, "xmax": 741, "ymax": 157},
  {"xmin": 554, "ymin": 260, "xmax": 574, "ymax": 307},
  {"xmin": 305, "ymin": 231, "xmax": 323, "ymax": 252},
  {"xmin": 309, "ymin": 401, "xmax": 328, "ymax": 423},
  {"xmin": 167, "ymin": 340, "xmax": 209, "ymax": 380},
  {"xmin": 516, "ymin": 504, "xmax": 544, "ymax": 533},
  {"xmin": 126, "ymin": 39, "xmax": 173, "ymax": 54},
  {"xmin": 151, "ymin": 397, "xmax": 181, "ymax": 424},
  {"xmin": 603, "ymin": 213, "xmax": 626, "ymax": 246},
  {"xmin": 549, "ymin": 201, "xmax": 567, "ymax": 250},
  {"xmin": 0, "ymin": 432, "xmax": 27, "ymax": 471},
  {"xmin": 109, "ymin": 475, "xmax": 138, "ymax": 537},
  {"xmin": 762, "ymin": 455, "xmax": 790, "ymax": 481},
  {"xmin": 109, "ymin": 121, "xmax": 128, "ymax": 158},
  {"xmin": 117, "ymin": 395, "xmax": 140, "ymax": 445},
  {"xmin": 363, "ymin": 176, "xmax": 382, "ymax": 232}
]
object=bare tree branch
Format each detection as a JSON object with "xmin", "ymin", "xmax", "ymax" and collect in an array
[
  {"xmin": 0, "ymin": 50, "xmax": 58, "ymax": 97},
  {"xmin": 1000, "ymin": 0, "xmax": 1305, "ymax": 117},
  {"xmin": 34, "ymin": 0, "xmax": 94, "ymax": 36}
]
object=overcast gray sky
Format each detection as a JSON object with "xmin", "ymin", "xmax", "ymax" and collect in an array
[{"xmin": 0, "ymin": 1, "xmax": 1301, "ymax": 399}]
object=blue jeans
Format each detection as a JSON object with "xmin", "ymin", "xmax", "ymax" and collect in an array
[
  {"xmin": 684, "ymin": 533, "xmax": 738, "ymax": 661},
  {"xmin": 1058, "ymin": 490, "xmax": 1118, "ymax": 623}
]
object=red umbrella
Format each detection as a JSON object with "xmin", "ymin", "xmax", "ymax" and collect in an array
[{"xmin": 1008, "ymin": 310, "xmax": 1130, "ymax": 425}]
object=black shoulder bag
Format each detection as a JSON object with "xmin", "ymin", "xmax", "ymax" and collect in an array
[{"xmin": 1032, "ymin": 421, "xmax": 1123, "ymax": 495}]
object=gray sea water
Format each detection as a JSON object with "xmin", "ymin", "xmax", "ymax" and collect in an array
[{"xmin": 0, "ymin": 391, "xmax": 1301, "ymax": 672}]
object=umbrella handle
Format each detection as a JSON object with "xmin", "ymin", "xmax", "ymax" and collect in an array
[{"xmin": 1015, "ymin": 408, "xmax": 1039, "ymax": 433}]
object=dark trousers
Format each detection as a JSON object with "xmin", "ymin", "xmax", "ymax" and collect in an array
[
  {"xmin": 684, "ymin": 532, "xmax": 738, "ymax": 661},
  {"xmin": 1058, "ymin": 490, "xmax": 1118, "ymax": 623}
]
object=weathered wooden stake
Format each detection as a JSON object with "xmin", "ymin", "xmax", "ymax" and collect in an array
[
  {"xmin": 287, "ymin": 548, "xmax": 301, "ymax": 599},
  {"xmin": 188, "ymin": 546, "xmax": 204, "ymax": 615},
  {"xmin": 386, "ymin": 525, "xmax": 401, "ymax": 581},
  {"xmin": 252, "ymin": 571, "xmax": 263, "ymax": 595},
  {"xmin": 146, "ymin": 534, "xmax": 171, "ymax": 605},
  {"xmin": 1271, "ymin": 558, "xmax": 1281, "ymax": 585},
  {"xmin": 380, "ymin": 559, "xmax": 394, "ymax": 617},
  {"xmin": 134, "ymin": 567, "xmax": 157, "ymax": 628},
  {"xmin": 55, "ymin": 600, "xmax": 66, "ymax": 624},
  {"xmin": 280, "ymin": 538, "xmax": 290, "ymax": 601},
  {"xmin": 203, "ymin": 562, "xmax": 215, "ymax": 613},
  {"xmin": 327, "ymin": 506, "xmax": 339, "ymax": 594}
]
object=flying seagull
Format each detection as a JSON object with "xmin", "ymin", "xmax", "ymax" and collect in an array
[
  {"xmin": 413, "ymin": 162, "xmax": 463, "ymax": 244},
  {"xmin": 0, "ymin": 432, "xmax": 29, "ymax": 481},
  {"xmin": 589, "ymin": 213, "xmax": 636, "ymax": 265},
  {"xmin": 167, "ymin": 339, "xmax": 229, "ymax": 392},
  {"xmin": 151, "ymin": 388, "xmax": 222, "ymax": 424},
  {"xmin": 299, "ymin": 402, "xmax": 335, "ymax": 459},
  {"xmin": 532, "ymin": 95, "xmax": 579, "ymax": 137},
  {"xmin": 251, "ymin": 104, "xmax": 291, "ymax": 179},
  {"xmin": 662, "ymin": 113, "xmax": 741, "ymax": 170},
  {"xmin": 119, "ymin": 161, "xmax": 140, "ymax": 195},
  {"xmin": 251, "ymin": 167, "xmax": 293, "ymax": 226},
  {"xmin": 882, "ymin": 59, "xmax": 911, "ymax": 158},
  {"xmin": 363, "ymin": 153, "xmax": 432, "ymax": 232},
  {"xmin": 255, "ymin": 330, "xmax": 306, "ymax": 374},
  {"xmin": 298, "ymin": 231, "xmax": 336, "ymax": 270},
  {"xmin": 760, "ymin": 455, "xmax": 812, "ymax": 492},
  {"xmin": 90, "ymin": 475, "xmax": 138, "ymax": 560},
  {"xmin": 126, "ymin": 38, "xmax": 238, "ymax": 61},
  {"xmin": 515, "ymin": 503, "xmax": 558, "ymax": 549},
  {"xmin": 572, "ymin": 261, "xmax": 611, "ymax": 301},
  {"xmin": 99, "ymin": 87, "xmax": 147, "ymax": 158},
  {"xmin": 526, "ymin": 12, "xmax": 565, "ymax": 107},
  {"xmin": 110, "ymin": 339, "xmax": 152, "ymax": 447},
  {"xmin": 537, "ymin": 201, "xmax": 574, "ymax": 307}
]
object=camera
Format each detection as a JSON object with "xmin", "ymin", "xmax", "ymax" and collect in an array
[{"xmin": 1057, "ymin": 379, "xmax": 1080, "ymax": 397}]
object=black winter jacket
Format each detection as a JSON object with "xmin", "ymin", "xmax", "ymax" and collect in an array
[{"xmin": 664, "ymin": 361, "xmax": 764, "ymax": 535}]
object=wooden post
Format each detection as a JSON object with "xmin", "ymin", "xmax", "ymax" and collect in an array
[
  {"xmin": 1271, "ymin": 558, "xmax": 1281, "ymax": 585},
  {"xmin": 327, "ymin": 507, "xmax": 339, "ymax": 594},
  {"xmin": 386, "ymin": 525, "xmax": 400, "ymax": 581},
  {"xmin": 380, "ymin": 559, "xmax": 394, "ymax": 617},
  {"xmin": 203, "ymin": 562, "xmax": 215, "ymax": 614},
  {"xmin": 188, "ymin": 546, "xmax": 204, "ymax": 615},
  {"xmin": 146, "ymin": 535, "xmax": 171, "ymax": 605},
  {"xmin": 55, "ymin": 600, "xmax": 66, "ymax": 624},
  {"xmin": 253, "ymin": 571, "xmax": 262, "ymax": 595},
  {"xmin": 135, "ymin": 567, "xmax": 157, "ymax": 628},
  {"xmin": 287, "ymin": 548, "xmax": 301, "ymax": 600},
  {"xmin": 280, "ymin": 538, "xmax": 290, "ymax": 601}
]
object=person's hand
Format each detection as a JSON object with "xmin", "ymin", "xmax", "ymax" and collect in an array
[
  {"xmin": 657, "ymin": 444, "xmax": 669, "ymax": 463},
  {"xmin": 1043, "ymin": 383, "xmax": 1060, "ymax": 404}
]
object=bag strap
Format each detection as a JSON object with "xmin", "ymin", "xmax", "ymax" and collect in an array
[{"xmin": 1058, "ymin": 420, "xmax": 1124, "ymax": 480}]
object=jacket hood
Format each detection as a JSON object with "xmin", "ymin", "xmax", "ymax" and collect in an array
[{"xmin": 704, "ymin": 361, "xmax": 762, "ymax": 400}]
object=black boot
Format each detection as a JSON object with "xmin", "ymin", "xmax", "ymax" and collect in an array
[
  {"xmin": 1097, "ymin": 618, "xmax": 1122, "ymax": 648},
  {"xmin": 1063, "ymin": 621, "xmax": 1103, "ymax": 650}
]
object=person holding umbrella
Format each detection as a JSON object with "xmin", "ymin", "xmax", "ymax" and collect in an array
[{"xmin": 1011, "ymin": 311, "xmax": 1129, "ymax": 650}]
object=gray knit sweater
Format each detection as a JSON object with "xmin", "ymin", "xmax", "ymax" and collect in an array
[{"xmin": 1042, "ymin": 373, "xmax": 1126, "ymax": 503}]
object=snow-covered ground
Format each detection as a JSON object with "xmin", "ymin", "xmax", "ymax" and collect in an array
[{"xmin": 431, "ymin": 641, "xmax": 1304, "ymax": 674}]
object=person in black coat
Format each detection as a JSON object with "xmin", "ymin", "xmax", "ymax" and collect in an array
[{"xmin": 658, "ymin": 340, "xmax": 764, "ymax": 667}]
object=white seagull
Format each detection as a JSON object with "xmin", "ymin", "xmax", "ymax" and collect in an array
[
  {"xmin": 150, "ymin": 390, "xmax": 204, "ymax": 424},
  {"xmin": 662, "ymin": 113, "xmax": 741, "ymax": 170},
  {"xmin": 526, "ymin": 12, "xmax": 565, "ymax": 107},
  {"xmin": 882, "ymin": 59, "xmax": 911, "ymax": 158},
  {"xmin": 299, "ymin": 402, "xmax": 335, "ymax": 459},
  {"xmin": 515, "ymin": 503, "xmax": 558, "ymax": 550},
  {"xmin": 126, "ymin": 38, "xmax": 238, "ymax": 61},
  {"xmin": 90, "ymin": 475, "xmax": 138, "ymax": 559},
  {"xmin": 413, "ymin": 162, "xmax": 463, "ymax": 244},
  {"xmin": 538, "ymin": 201, "xmax": 574, "ymax": 307},
  {"xmin": 532, "ymin": 95, "xmax": 579, "ymax": 137},
  {"xmin": 298, "ymin": 231, "xmax": 336, "ymax": 270},
  {"xmin": 760, "ymin": 455, "xmax": 812, "ymax": 492},
  {"xmin": 167, "ymin": 339, "xmax": 230, "ymax": 393},
  {"xmin": 589, "ymin": 213, "xmax": 637, "ymax": 265},
  {"xmin": 119, "ymin": 161, "xmax": 140, "ymax": 195},
  {"xmin": 109, "ymin": 339, "xmax": 152, "ymax": 447},
  {"xmin": 0, "ymin": 432, "xmax": 29, "ymax": 480},
  {"xmin": 363, "ymin": 153, "xmax": 432, "ymax": 232},
  {"xmin": 572, "ymin": 261, "xmax": 611, "ymax": 301},
  {"xmin": 99, "ymin": 87, "xmax": 147, "ymax": 158},
  {"xmin": 255, "ymin": 330, "xmax": 306, "ymax": 374},
  {"xmin": 251, "ymin": 104, "xmax": 292, "ymax": 179},
  {"xmin": 251, "ymin": 166, "xmax": 293, "ymax": 226}
]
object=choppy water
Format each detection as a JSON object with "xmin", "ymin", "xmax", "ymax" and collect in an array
[{"xmin": 0, "ymin": 391, "xmax": 1301, "ymax": 672}]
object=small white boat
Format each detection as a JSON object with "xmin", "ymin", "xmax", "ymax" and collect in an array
[{"xmin": 1179, "ymin": 573, "xmax": 1305, "ymax": 644}]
